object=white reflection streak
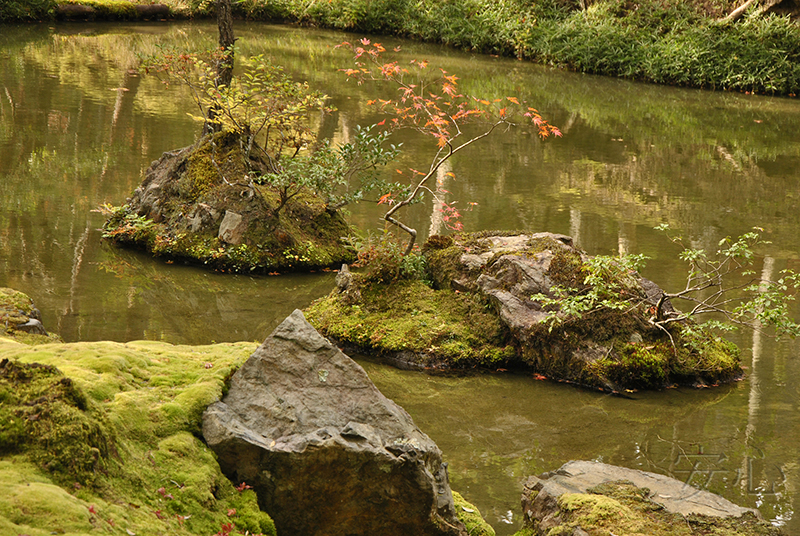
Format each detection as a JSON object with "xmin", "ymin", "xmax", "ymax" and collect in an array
[
  {"xmin": 741, "ymin": 256, "xmax": 774, "ymax": 491},
  {"xmin": 428, "ymin": 160, "xmax": 452, "ymax": 237},
  {"xmin": 569, "ymin": 207, "xmax": 581, "ymax": 248}
]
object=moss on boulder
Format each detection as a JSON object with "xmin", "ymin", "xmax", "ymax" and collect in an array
[
  {"xmin": 515, "ymin": 479, "xmax": 782, "ymax": 536},
  {"xmin": 103, "ymin": 132, "xmax": 355, "ymax": 274},
  {"xmin": 0, "ymin": 288, "xmax": 61, "ymax": 345},
  {"xmin": 0, "ymin": 337, "xmax": 276, "ymax": 536},
  {"xmin": 453, "ymin": 491, "xmax": 495, "ymax": 536},
  {"xmin": 306, "ymin": 232, "xmax": 742, "ymax": 391}
]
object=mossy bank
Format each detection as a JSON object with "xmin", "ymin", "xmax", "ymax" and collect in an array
[
  {"xmin": 102, "ymin": 132, "xmax": 356, "ymax": 274},
  {"xmin": 0, "ymin": 335, "xmax": 494, "ymax": 535},
  {"xmin": 0, "ymin": 337, "xmax": 276, "ymax": 536},
  {"xmin": 306, "ymin": 231, "xmax": 742, "ymax": 391}
]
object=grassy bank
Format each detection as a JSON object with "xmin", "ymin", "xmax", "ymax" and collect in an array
[
  {"xmin": 4, "ymin": 0, "xmax": 798, "ymax": 95},
  {"xmin": 239, "ymin": 0, "xmax": 800, "ymax": 95}
]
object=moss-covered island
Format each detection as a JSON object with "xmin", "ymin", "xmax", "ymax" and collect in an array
[
  {"xmin": 102, "ymin": 133, "xmax": 356, "ymax": 274},
  {"xmin": 306, "ymin": 231, "xmax": 743, "ymax": 391}
]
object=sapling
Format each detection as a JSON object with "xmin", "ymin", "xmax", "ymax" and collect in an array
[
  {"xmin": 338, "ymin": 39, "xmax": 562, "ymax": 254},
  {"xmin": 533, "ymin": 226, "xmax": 800, "ymax": 344}
]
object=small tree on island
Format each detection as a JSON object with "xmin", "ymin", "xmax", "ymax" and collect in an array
[
  {"xmin": 337, "ymin": 39, "xmax": 562, "ymax": 255},
  {"xmin": 533, "ymin": 226, "xmax": 800, "ymax": 349},
  {"xmin": 140, "ymin": 48, "xmax": 399, "ymax": 216}
]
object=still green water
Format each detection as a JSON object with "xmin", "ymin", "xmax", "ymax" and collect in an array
[{"xmin": 1, "ymin": 21, "xmax": 799, "ymax": 535}]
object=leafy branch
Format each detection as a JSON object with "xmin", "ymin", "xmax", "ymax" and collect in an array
[
  {"xmin": 533, "ymin": 226, "xmax": 800, "ymax": 342},
  {"xmin": 338, "ymin": 38, "xmax": 561, "ymax": 254}
]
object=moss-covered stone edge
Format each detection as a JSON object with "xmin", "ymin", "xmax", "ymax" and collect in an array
[{"xmin": 512, "ymin": 480, "xmax": 783, "ymax": 536}]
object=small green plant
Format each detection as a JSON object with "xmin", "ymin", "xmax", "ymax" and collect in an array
[
  {"xmin": 350, "ymin": 230, "xmax": 429, "ymax": 284},
  {"xmin": 140, "ymin": 48, "xmax": 400, "ymax": 216},
  {"xmin": 533, "ymin": 253, "xmax": 649, "ymax": 331},
  {"xmin": 534, "ymin": 226, "xmax": 800, "ymax": 343}
]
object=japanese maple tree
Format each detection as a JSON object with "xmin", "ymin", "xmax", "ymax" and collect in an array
[{"xmin": 338, "ymin": 39, "xmax": 562, "ymax": 254}]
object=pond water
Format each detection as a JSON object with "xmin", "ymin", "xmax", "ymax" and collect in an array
[{"xmin": 1, "ymin": 21, "xmax": 800, "ymax": 535}]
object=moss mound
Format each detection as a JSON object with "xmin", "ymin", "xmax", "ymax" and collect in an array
[
  {"xmin": 306, "ymin": 277, "xmax": 516, "ymax": 370},
  {"xmin": 513, "ymin": 480, "xmax": 782, "ymax": 536},
  {"xmin": 103, "ymin": 132, "xmax": 355, "ymax": 274},
  {"xmin": 0, "ymin": 337, "xmax": 276, "ymax": 536},
  {"xmin": 0, "ymin": 359, "xmax": 113, "ymax": 487}
]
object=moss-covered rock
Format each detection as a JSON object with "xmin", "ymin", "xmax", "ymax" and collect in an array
[
  {"xmin": 453, "ymin": 491, "xmax": 495, "ymax": 536},
  {"xmin": 306, "ymin": 232, "xmax": 742, "ymax": 391},
  {"xmin": 516, "ymin": 477, "xmax": 782, "ymax": 536},
  {"xmin": 0, "ymin": 337, "xmax": 275, "ymax": 536},
  {"xmin": 306, "ymin": 277, "xmax": 517, "ymax": 370},
  {"xmin": 0, "ymin": 288, "xmax": 61, "ymax": 345},
  {"xmin": 102, "ymin": 132, "xmax": 355, "ymax": 274}
]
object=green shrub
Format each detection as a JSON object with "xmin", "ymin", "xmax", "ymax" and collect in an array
[{"xmin": 0, "ymin": 0, "xmax": 56, "ymax": 21}]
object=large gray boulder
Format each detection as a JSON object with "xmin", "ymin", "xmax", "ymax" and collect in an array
[{"xmin": 202, "ymin": 310, "xmax": 465, "ymax": 536}]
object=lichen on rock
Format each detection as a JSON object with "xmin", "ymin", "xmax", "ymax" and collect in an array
[{"xmin": 102, "ymin": 132, "xmax": 355, "ymax": 273}]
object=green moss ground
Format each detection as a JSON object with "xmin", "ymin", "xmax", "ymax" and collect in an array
[
  {"xmin": 0, "ymin": 337, "xmax": 277, "ymax": 536},
  {"xmin": 306, "ymin": 278, "xmax": 517, "ymax": 369},
  {"xmin": 512, "ymin": 480, "xmax": 782, "ymax": 536}
]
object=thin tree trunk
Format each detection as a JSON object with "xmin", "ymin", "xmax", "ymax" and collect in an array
[{"xmin": 204, "ymin": 0, "xmax": 236, "ymax": 135}]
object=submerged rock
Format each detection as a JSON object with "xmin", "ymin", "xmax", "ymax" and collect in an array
[
  {"xmin": 202, "ymin": 309, "xmax": 466, "ymax": 536},
  {"xmin": 519, "ymin": 460, "xmax": 782, "ymax": 536},
  {"xmin": 306, "ymin": 231, "xmax": 742, "ymax": 390},
  {"xmin": 102, "ymin": 132, "xmax": 355, "ymax": 273}
]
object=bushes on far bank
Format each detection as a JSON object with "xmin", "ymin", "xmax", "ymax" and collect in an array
[
  {"xmin": 0, "ymin": 0, "xmax": 56, "ymax": 21},
  {"xmin": 235, "ymin": 0, "xmax": 800, "ymax": 96},
  {"xmin": 2, "ymin": 0, "xmax": 798, "ymax": 95}
]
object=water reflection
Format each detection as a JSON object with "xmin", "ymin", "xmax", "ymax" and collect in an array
[{"xmin": 1, "ymin": 21, "xmax": 799, "ymax": 535}]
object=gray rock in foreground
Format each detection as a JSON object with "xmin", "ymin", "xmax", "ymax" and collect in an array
[
  {"xmin": 202, "ymin": 309, "xmax": 465, "ymax": 536},
  {"xmin": 522, "ymin": 460, "xmax": 759, "ymax": 534}
]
